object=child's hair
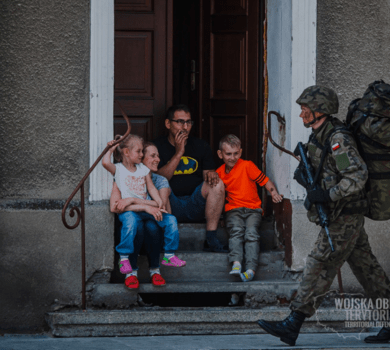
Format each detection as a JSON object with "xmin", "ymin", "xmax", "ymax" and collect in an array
[
  {"xmin": 113, "ymin": 134, "xmax": 144, "ymax": 162},
  {"xmin": 219, "ymin": 134, "xmax": 241, "ymax": 150}
]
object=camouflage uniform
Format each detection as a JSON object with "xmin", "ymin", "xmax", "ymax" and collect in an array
[{"xmin": 290, "ymin": 95, "xmax": 390, "ymax": 317}]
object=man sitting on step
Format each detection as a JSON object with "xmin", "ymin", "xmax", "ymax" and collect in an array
[{"xmin": 153, "ymin": 104, "xmax": 227, "ymax": 253}]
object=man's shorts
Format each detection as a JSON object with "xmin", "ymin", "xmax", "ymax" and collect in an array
[{"xmin": 169, "ymin": 182, "xmax": 206, "ymax": 223}]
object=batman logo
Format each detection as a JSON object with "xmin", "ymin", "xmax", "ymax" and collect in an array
[{"xmin": 174, "ymin": 156, "xmax": 198, "ymax": 175}]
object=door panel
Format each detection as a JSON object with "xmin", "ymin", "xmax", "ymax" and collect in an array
[
  {"xmin": 201, "ymin": 0, "xmax": 260, "ymax": 166},
  {"xmin": 114, "ymin": 0, "xmax": 172, "ymax": 141}
]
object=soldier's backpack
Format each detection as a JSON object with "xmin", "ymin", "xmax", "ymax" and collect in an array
[{"xmin": 345, "ymin": 80, "xmax": 390, "ymax": 220}]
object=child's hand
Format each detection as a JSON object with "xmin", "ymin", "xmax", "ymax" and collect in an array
[
  {"xmin": 107, "ymin": 140, "xmax": 119, "ymax": 152},
  {"xmin": 114, "ymin": 198, "xmax": 133, "ymax": 211},
  {"xmin": 271, "ymin": 193, "xmax": 284, "ymax": 203}
]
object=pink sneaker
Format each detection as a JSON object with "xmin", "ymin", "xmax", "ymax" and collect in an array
[
  {"xmin": 119, "ymin": 259, "xmax": 132, "ymax": 274},
  {"xmin": 161, "ymin": 255, "xmax": 186, "ymax": 267}
]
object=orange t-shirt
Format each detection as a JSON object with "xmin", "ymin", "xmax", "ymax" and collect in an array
[{"xmin": 216, "ymin": 158, "xmax": 269, "ymax": 212}]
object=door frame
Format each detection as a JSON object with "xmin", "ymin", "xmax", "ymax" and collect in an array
[{"xmin": 88, "ymin": 1, "xmax": 317, "ymax": 201}]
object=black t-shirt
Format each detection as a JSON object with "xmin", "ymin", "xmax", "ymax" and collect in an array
[{"xmin": 153, "ymin": 136, "xmax": 215, "ymax": 197}]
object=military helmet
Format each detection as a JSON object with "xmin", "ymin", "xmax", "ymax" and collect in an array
[{"xmin": 296, "ymin": 85, "xmax": 339, "ymax": 115}]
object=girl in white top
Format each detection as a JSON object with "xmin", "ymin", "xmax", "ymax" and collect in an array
[
  {"xmin": 103, "ymin": 134, "xmax": 165, "ymax": 275},
  {"xmin": 103, "ymin": 135, "xmax": 185, "ymax": 285}
]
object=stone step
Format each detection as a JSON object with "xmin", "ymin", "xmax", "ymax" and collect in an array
[
  {"xmin": 113, "ymin": 251, "xmax": 286, "ymax": 283},
  {"xmin": 178, "ymin": 219, "xmax": 277, "ymax": 252},
  {"xmin": 91, "ymin": 281, "xmax": 300, "ymax": 308},
  {"xmin": 46, "ymin": 306, "xmax": 357, "ymax": 337}
]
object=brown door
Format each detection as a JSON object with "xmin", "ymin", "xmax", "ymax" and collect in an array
[
  {"xmin": 200, "ymin": 0, "xmax": 261, "ymax": 167},
  {"xmin": 114, "ymin": 0, "xmax": 173, "ymax": 141}
]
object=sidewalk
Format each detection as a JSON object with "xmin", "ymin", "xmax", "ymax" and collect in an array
[{"xmin": 1, "ymin": 332, "xmax": 390, "ymax": 350}]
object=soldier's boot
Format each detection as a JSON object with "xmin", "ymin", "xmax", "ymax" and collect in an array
[
  {"xmin": 257, "ymin": 311, "xmax": 306, "ymax": 346},
  {"xmin": 364, "ymin": 327, "xmax": 390, "ymax": 343}
]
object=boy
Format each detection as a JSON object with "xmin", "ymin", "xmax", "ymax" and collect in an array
[{"xmin": 216, "ymin": 135, "xmax": 283, "ymax": 282}]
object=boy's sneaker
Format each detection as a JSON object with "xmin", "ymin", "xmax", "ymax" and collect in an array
[
  {"xmin": 161, "ymin": 255, "xmax": 186, "ymax": 267},
  {"xmin": 119, "ymin": 259, "xmax": 132, "ymax": 274},
  {"xmin": 240, "ymin": 269, "xmax": 255, "ymax": 282},
  {"xmin": 151, "ymin": 273, "xmax": 166, "ymax": 287},
  {"xmin": 125, "ymin": 275, "xmax": 139, "ymax": 289},
  {"xmin": 230, "ymin": 263, "xmax": 242, "ymax": 275}
]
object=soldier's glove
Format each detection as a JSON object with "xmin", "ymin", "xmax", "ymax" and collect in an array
[
  {"xmin": 293, "ymin": 164, "xmax": 308, "ymax": 188},
  {"xmin": 307, "ymin": 188, "xmax": 331, "ymax": 203}
]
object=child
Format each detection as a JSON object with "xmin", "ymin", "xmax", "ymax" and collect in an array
[
  {"xmin": 216, "ymin": 134, "xmax": 283, "ymax": 282},
  {"xmin": 102, "ymin": 134, "xmax": 186, "ymax": 284}
]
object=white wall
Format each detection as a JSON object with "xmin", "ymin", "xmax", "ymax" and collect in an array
[
  {"xmin": 267, "ymin": 0, "xmax": 317, "ymax": 271},
  {"xmin": 89, "ymin": 0, "xmax": 114, "ymax": 201}
]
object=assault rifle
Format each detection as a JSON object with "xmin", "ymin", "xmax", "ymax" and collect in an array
[{"xmin": 294, "ymin": 142, "xmax": 335, "ymax": 252}]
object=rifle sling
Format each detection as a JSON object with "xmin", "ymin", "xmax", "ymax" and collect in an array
[{"xmin": 308, "ymin": 133, "xmax": 331, "ymax": 189}]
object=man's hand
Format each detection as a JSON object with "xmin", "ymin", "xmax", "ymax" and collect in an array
[
  {"xmin": 294, "ymin": 164, "xmax": 308, "ymax": 188},
  {"xmin": 174, "ymin": 130, "xmax": 189, "ymax": 156},
  {"xmin": 307, "ymin": 188, "xmax": 331, "ymax": 203},
  {"xmin": 145, "ymin": 206, "xmax": 168, "ymax": 221},
  {"xmin": 204, "ymin": 170, "xmax": 220, "ymax": 187}
]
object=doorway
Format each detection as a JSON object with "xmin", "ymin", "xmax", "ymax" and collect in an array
[{"xmin": 114, "ymin": 0, "xmax": 263, "ymax": 165}]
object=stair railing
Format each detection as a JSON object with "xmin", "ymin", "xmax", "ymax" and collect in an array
[{"xmin": 62, "ymin": 101, "xmax": 131, "ymax": 309}]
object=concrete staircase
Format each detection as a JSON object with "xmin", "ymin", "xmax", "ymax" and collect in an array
[{"xmin": 46, "ymin": 220, "xmax": 349, "ymax": 337}]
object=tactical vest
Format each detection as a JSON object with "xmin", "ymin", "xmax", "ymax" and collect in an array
[{"xmin": 306, "ymin": 117, "xmax": 368, "ymax": 223}]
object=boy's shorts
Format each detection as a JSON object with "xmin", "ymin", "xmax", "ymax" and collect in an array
[{"xmin": 169, "ymin": 182, "xmax": 206, "ymax": 223}]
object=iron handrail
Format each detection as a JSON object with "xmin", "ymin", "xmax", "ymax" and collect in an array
[{"xmin": 61, "ymin": 100, "xmax": 131, "ymax": 309}]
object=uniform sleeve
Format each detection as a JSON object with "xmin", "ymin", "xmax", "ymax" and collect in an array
[
  {"xmin": 201, "ymin": 140, "xmax": 216, "ymax": 170},
  {"xmin": 247, "ymin": 161, "xmax": 269, "ymax": 186},
  {"xmin": 328, "ymin": 132, "xmax": 368, "ymax": 201}
]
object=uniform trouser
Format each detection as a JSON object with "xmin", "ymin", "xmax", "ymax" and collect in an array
[
  {"xmin": 290, "ymin": 214, "xmax": 390, "ymax": 317},
  {"xmin": 225, "ymin": 207, "xmax": 262, "ymax": 272}
]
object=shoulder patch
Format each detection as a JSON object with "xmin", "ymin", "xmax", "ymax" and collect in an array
[
  {"xmin": 335, "ymin": 153, "xmax": 350, "ymax": 171},
  {"xmin": 332, "ymin": 142, "xmax": 340, "ymax": 151}
]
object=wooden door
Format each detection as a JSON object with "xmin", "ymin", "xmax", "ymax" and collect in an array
[
  {"xmin": 200, "ymin": 0, "xmax": 261, "ymax": 167},
  {"xmin": 114, "ymin": 0, "xmax": 172, "ymax": 141}
]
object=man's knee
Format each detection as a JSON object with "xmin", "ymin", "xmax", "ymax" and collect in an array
[{"xmin": 206, "ymin": 180, "xmax": 225, "ymax": 197}]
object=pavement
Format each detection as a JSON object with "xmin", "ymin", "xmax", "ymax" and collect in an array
[{"xmin": 1, "ymin": 332, "xmax": 390, "ymax": 350}]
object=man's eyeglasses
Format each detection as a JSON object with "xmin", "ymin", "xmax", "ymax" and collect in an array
[{"xmin": 170, "ymin": 119, "xmax": 194, "ymax": 126}]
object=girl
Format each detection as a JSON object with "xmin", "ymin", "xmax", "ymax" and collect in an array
[{"xmin": 103, "ymin": 135, "xmax": 185, "ymax": 286}]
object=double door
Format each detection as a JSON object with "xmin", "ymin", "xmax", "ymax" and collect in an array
[{"xmin": 114, "ymin": 0, "xmax": 262, "ymax": 165}]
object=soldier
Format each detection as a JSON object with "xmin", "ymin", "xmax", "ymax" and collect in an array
[{"xmin": 257, "ymin": 86, "xmax": 390, "ymax": 346}]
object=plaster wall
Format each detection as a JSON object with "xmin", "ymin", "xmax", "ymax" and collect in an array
[
  {"xmin": 0, "ymin": 1, "xmax": 114, "ymax": 331},
  {"xmin": 316, "ymin": 0, "xmax": 390, "ymax": 290}
]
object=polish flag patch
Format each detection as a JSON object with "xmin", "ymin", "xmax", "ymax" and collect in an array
[{"xmin": 332, "ymin": 143, "xmax": 340, "ymax": 151}]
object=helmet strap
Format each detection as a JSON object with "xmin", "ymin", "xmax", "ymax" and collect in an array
[{"xmin": 304, "ymin": 111, "xmax": 327, "ymax": 128}]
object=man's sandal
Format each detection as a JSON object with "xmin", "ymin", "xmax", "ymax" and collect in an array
[
  {"xmin": 161, "ymin": 255, "xmax": 186, "ymax": 267},
  {"xmin": 125, "ymin": 275, "xmax": 139, "ymax": 289}
]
